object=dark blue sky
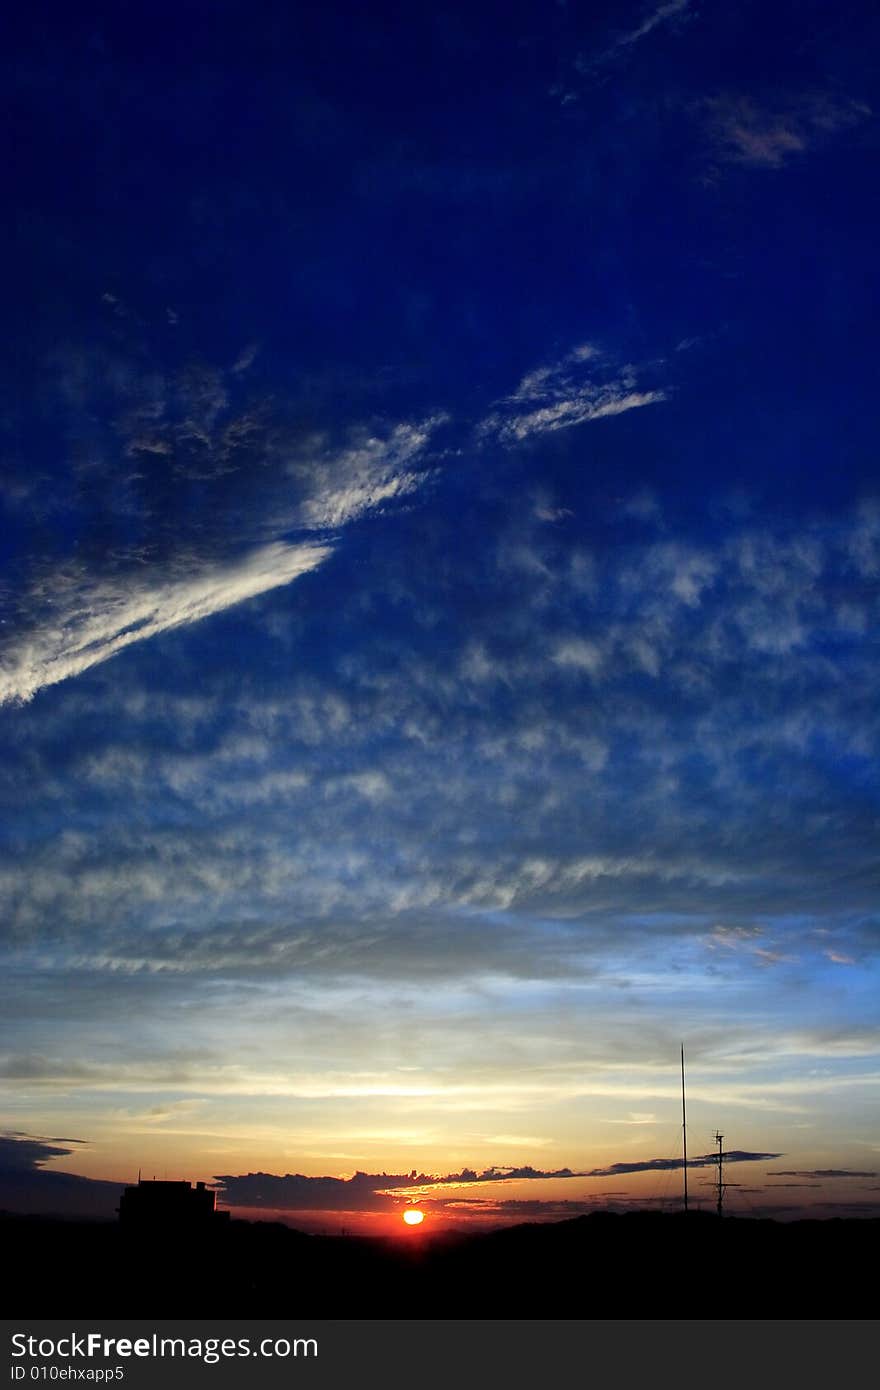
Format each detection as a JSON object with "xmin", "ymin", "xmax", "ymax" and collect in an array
[{"xmin": 1, "ymin": 0, "xmax": 878, "ymax": 1222}]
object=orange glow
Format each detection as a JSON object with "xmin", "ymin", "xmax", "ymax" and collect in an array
[{"xmin": 402, "ymin": 1208, "xmax": 425, "ymax": 1226}]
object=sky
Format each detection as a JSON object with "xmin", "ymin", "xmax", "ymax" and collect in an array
[{"xmin": 1, "ymin": 0, "xmax": 879, "ymax": 1232}]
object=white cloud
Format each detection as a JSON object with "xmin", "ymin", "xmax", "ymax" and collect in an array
[
  {"xmin": 0, "ymin": 541, "xmax": 331, "ymax": 706},
  {"xmin": 508, "ymin": 344, "xmax": 599, "ymax": 404},
  {"xmin": 552, "ymin": 638, "xmax": 604, "ymax": 676},
  {"xmin": 231, "ymin": 342, "xmax": 260, "ymax": 373},
  {"xmin": 0, "ymin": 359, "xmax": 447, "ymax": 705},
  {"xmin": 294, "ymin": 417, "xmax": 444, "ymax": 530},
  {"xmin": 332, "ymin": 771, "xmax": 392, "ymax": 804},
  {"xmin": 617, "ymin": 0, "xmax": 690, "ymax": 51},
  {"xmin": 847, "ymin": 499, "xmax": 880, "ymax": 576},
  {"xmin": 502, "ymin": 389, "xmax": 664, "ymax": 442},
  {"xmin": 483, "ymin": 345, "xmax": 665, "ymax": 444},
  {"xmin": 573, "ymin": 0, "xmax": 692, "ymax": 79}
]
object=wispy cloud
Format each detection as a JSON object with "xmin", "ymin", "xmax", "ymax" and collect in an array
[
  {"xmin": 0, "ymin": 325, "xmax": 664, "ymax": 706},
  {"xmin": 586, "ymin": 1150, "xmax": 781, "ymax": 1178},
  {"xmin": 616, "ymin": 0, "xmax": 691, "ymax": 52},
  {"xmin": 767, "ymin": 1169, "xmax": 876, "ymax": 1179},
  {"xmin": 2, "ymin": 329, "xmax": 670, "ymax": 706},
  {"xmin": 0, "ymin": 541, "xmax": 331, "ymax": 706},
  {"xmin": 0, "ymin": 333, "xmax": 446, "ymax": 706},
  {"xmin": 706, "ymin": 93, "xmax": 871, "ymax": 169},
  {"xmin": 565, "ymin": 0, "xmax": 692, "ymax": 87},
  {"xmin": 292, "ymin": 417, "xmax": 444, "ymax": 531},
  {"xmin": 481, "ymin": 345, "xmax": 665, "ymax": 444}
]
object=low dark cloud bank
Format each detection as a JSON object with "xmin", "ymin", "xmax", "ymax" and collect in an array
[
  {"xmin": 214, "ymin": 1153, "xmax": 780, "ymax": 1212},
  {"xmin": 0, "ymin": 1133, "xmax": 122, "ymax": 1218},
  {"xmin": 585, "ymin": 1151, "xmax": 781, "ymax": 1178},
  {"xmin": 213, "ymin": 1164, "xmax": 579, "ymax": 1211},
  {"xmin": 767, "ymin": 1169, "xmax": 876, "ymax": 1179},
  {"xmin": 0, "ymin": 1133, "xmax": 86, "ymax": 1168}
]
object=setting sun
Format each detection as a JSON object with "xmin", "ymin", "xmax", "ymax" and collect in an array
[{"xmin": 402, "ymin": 1209, "xmax": 424, "ymax": 1226}]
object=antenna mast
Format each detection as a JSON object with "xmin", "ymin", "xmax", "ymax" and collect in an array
[
  {"xmin": 681, "ymin": 1044, "xmax": 688, "ymax": 1213},
  {"xmin": 714, "ymin": 1131, "xmax": 725, "ymax": 1217}
]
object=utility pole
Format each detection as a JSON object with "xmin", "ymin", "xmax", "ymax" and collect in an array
[
  {"xmin": 681, "ymin": 1044, "xmax": 688, "ymax": 1213},
  {"xmin": 714, "ymin": 1131, "xmax": 725, "ymax": 1218}
]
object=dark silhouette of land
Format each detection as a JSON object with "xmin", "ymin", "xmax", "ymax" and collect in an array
[{"xmin": 3, "ymin": 1207, "xmax": 875, "ymax": 1318}]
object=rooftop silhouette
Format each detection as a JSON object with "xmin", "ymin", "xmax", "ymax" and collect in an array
[{"xmin": 118, "ymin": 1178, "xmax": 229, "ymax": 1233}]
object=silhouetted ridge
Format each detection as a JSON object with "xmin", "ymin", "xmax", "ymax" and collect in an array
[{"xmin": 3, "ymin": 1208, "xmax": 875, "ymax": 1318}]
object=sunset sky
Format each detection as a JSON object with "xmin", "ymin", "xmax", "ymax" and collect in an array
[{"xmin": 2, "ymin": 0, "xmax": 879, "ymax": 1231}]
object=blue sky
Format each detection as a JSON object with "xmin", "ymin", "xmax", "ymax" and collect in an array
[{"xmin": 1, "ymin": 0, "xmax": 879, "ymax": 1225}]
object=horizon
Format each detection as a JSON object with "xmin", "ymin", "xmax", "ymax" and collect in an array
[
  {"xmin": 2, "ymin": 1111, "xmax": 877, "ymax": 1231},
  {"xmin": 2, "ymin": 0, "xmax": 879, "ymax": 1249}
]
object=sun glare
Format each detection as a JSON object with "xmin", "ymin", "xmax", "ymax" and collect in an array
[{"xmin": 402, "ymin": 1209, "xmax": 424, "ymax": 1226}]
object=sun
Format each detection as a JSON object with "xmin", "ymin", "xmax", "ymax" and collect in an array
[{"xmin": 402, "ymin": 1209, "xmax": 424, "ymax": 1226}]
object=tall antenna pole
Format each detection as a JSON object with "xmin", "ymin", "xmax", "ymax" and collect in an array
[
  {"xmin": 715, "ymin": 1131, "xmax": 724, "ymax": 1218},
  {"xmin": 681, "ymin": 1044, "xmax": 688, "ymax": 1213}
]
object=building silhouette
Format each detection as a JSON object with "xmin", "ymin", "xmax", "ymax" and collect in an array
[{"xmin": 118, "ymin": 1178, "xmax": 229, "ymax": 1233}]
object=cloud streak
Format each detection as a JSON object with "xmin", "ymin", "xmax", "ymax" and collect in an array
[
  {"xmin": 0, "ymin": 541, "xmax": 331, "ymax": 706},
  {"xmin": 569, "ymin": 0, "xmax": 692, "ymax": 84},
  {"xmin": 767, "ymin": 1169, "xmax": 876, "ymax": 1180},
  {"xmin": 292, "ymin": 419, "xmax": 443, "ymax": 530},
  {"xmin": 706, "ymin": 93, "xmax": 871, "ymax": 169},
  {"xmin": 0, "ymin": 336, "xmax": 664, "ymax": 705},
  {"xmin": 616, "ymin": 0, "xmax": 691, "ymax": 52},
  {"xmin": 585, "ymin": 1151, "xmax": 782, "ymax": 1178},
  {"xmin": 212, "ymin": 1153, "xmax": 782, "ymax": 1214},
  {"xmin": 481, "ymin": 346, "xmax": 665, "ymax": 443},
  {"xmin": 214, "ymin": 1162, "xmax": 586, "ymax": 1211},
  {"xmin": 0, "ymin": 340, "xmax": 447, "ymax": 707}
]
